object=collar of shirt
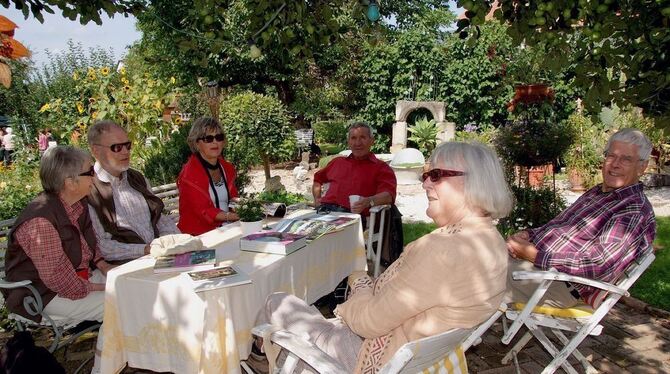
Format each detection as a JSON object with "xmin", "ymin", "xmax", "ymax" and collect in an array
[
  {"xmin": 597, "ymin": 182, "xmax": 644, "ymax": 199},
  {"xmin": 94, "ymin": 161, "xmax": 126, "ymax": 186},
  {"xmin": 346, "ymin": 152, "xmax": 380, "ymax": 163},
  {"xmin": 59, "ymin": 195, "xmax": 84, "ymax": 224}
]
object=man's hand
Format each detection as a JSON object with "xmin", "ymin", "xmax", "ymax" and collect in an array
[
  {"xmin": 144, "ymin": 244, "xmax": 151, "ymax": 255},
  {"xmin": 96, "ymin": 260, "xmax": 116, "ymax": 277},
  {"xmin": 351, "ymin": 198, "xmax": 370, "ymax": 214},
  {"xmin": 89, "ymin": 283, "xmax": 105, "ymax": 292},
  {"xmin": 506, "ymin": 231, "xmax": 538, "ymax": 263}
]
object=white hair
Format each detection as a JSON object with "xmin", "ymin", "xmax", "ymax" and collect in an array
[
  {"xmin": 429, "ymin": 141, "xmax": 513, "ymax": 219},
  {"xmin": 40, "ymin": 146, "xmax": 90, "ymax": 193},
  {"xmin": 605, "ymin": 128, "xmax": 653, "ymax": 161}
]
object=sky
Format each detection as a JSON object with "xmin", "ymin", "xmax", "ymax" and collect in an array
[{"xmin": 1, "ymin": 6, "xmax": 141, "ymax": 68}]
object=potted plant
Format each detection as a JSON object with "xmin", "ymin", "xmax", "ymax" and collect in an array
[{"xmin": 236, "ymin": 197, "xmax": 265, "ymax": 235}]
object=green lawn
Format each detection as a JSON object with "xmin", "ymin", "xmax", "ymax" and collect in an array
[{"xmin": 403, "ymin": 218, "xmax": 670, "ymax": 311}]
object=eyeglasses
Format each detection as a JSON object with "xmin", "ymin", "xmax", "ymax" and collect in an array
[
  {"xmin": 421, "ymin": 168, "xmax": 466, "ymax": 182},
  {"xmin": 95, "ymin": 141, "xmax": 132, "ymax": 153},
  {"xmin": 78, "ymin": 165, "xmax": 95, "ymax": 177},
  {"xmin": 603, "ymin": 151, "xmax": 642, "ymax": 167},
  {"xmin": 197, "ymin": 134, "xmax": 225, "ymax": 143}
]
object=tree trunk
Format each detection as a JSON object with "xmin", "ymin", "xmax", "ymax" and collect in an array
[{"xmin": 262, "ymin": 153, "xmax": 271, "ymax": 180}]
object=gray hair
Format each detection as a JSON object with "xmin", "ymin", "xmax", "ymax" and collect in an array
[
  {"xmin": 40, "ymin": 146, "xmax": 90, "ymax": 193},
  {"xmin": 605, "ymin": 128, "xmax": 653, "ymax": 161},
  {"xmin": 429, "ymin": 141, "xmax": 513, "ymax": 219},
  {"xmin": 187, "ymin": 117, "xmax": 225, "ymax": 153},
  {"xmin": 87, "ymin": 120, "xmax": 123, "ymax": 146},
  {"xmin": 348, "ymin": 122, "xmax": 374, "ymax": 138}
]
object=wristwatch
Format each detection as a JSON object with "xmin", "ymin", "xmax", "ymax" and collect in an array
[{"xmin": 369, "ymin": 198, "xmax": 375, "ymax": 207}]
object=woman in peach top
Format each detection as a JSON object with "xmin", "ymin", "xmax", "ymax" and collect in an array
[{"xmin": 254, "ymin": 142, "xmax": 513, "ymax": 373}]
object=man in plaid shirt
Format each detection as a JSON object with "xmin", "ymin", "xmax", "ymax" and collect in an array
[{"xmin": 506, "ymin": 128, "xmax": 656, "ymax": 308}]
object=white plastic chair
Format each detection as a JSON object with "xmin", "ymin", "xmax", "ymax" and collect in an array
[
  {"xmin": 366, "ymin": 204, "xmax": 391, "ymax": 277},
  {"xmin": 246, "ymin": 303, "xmax": 507, "ymax": 374},
  {"xmin": 501, "ymin": 247, "xmax": 656, "ymax": 374}
]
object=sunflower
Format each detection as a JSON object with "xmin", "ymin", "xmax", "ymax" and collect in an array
[
  {"xmin": 91, "ymin": 111, "xmax": 98, "ymax": 119},
  {"xmin": 87, "ymin": 72, "xmax": 97, "ymax": 81},
  {"xmin": 76, "ymin": 102, "xmax": 84, "ymax": 114},
  {"xmin": 174, "ymin": 116, "xmax": 183, "ymax": 125},
  {"xmin": 119, "ymin": 67, "xmax": 126, "ymax": 75},
  {"xmin": 100, "ymin": 67, "xmax": 110, "ymax": 76},
  {"xmin": 154, "ymin": 100, "xmax": 162, "ymax": 110},
  {"xmin": 89, "ymin": 97, "xmax": 97, "ymax": 104},
  {"xmin": 38, "ymin": 103, "xmax": 51, "ymax": 113},
  {"xmin": 121, "ymin": 77, "xmax": 129, "ymax": 85},
  {"xmin": 123, "ymin": 85, "xmax": 131, "ymax": 91},
  {"xmin": 73, "ymin": 72, "xmax": 79, "ymax": 81}
]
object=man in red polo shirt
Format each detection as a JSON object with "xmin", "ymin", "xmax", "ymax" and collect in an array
[{"xmin": 313, "ymin": 122, "xmax": 397, "ymax": 215}]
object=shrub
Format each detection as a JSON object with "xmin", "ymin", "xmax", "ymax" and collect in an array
[
  {"xmin": 142, "ymin": 124, "xmax": 193, "ymax": 187},
  {"xmin": 256, "ymin": 190, "xmax": 307, "ymax": 205},
  {"xmin": 407, "ymin": 117, "xmax": 439, "ymax": 157},
  {"xmin": 235, "ymin": 197, "xmax": 265, "ymax": 222},
  {"xmin": 0, "ymin": 165, "xmax": 41, "ymax": 220},
  {"xmin": 313, "ymin": 120, "xmax": 348, "ymax": 146},
  {"xmin": 496, "ymin": 186, "xmax": 567, "ymax": 237}
]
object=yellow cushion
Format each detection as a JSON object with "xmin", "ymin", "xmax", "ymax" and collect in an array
[
  {"xmin": 422, "ymin": 345, "xmax": 468, "ymax": 374},
  {"xmin": 512, "ymin": 302, "xmax": 594, "ymax": 318}
]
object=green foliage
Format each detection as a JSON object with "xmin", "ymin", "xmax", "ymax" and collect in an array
[
  {"xmin": 319, "ymin": 144, "xmax": 345, "ymax": 156},
  {"xmin": 313, "ymin": 120, "xmax": 348, "ymax": 146},
  {"xmin": 256, "ymin": 190, "xmax": 307, "ymax": 205},
  {"xmin": 0, "ymin": 162, "xmax": 41, "ymax": 220},
  {"xmin": 564, "ymin": 113, "xmax": 603, "ymax": 189},
  {"xmin": 454, "ymin": 124, "xmax": 498, "ymax": 148},
  {"xmin": 5, "ymin": 0, "xmax": 143, "ymax": 24},
  {"xmin": 318, "ymin": 154, "xmax": 342, "ymax": 168},
  {"xmin": 219, "ymin": 91, "xmax": 294, "ymax": 178},
  {"xmin": 631, "ymin": 217, "xmax": 670, "ymax": 311},
  {"xmin": 495, "ymin": 103, "xmax": 574, "ymax": 167},
  {"xmin": 407, "ymin": 116, "xmax": 438, "ymax": 157},
  {"xmin": 402, "ymin": 222, "xmax": 437, "ymax": 246},
  {"xmin": 235, "ymin": 197, "xmax": 264, "ymax": 222},
  {"xmin": 142, "ymin": 124, "xmax": 192, "ymax": 186},
  {"xmin": 497, "ymin": 186, "xmax": 567, "ymax": 238},
  {"xmin": 460, "ymin": 0, "xmax": 670, "ymax": 130}
]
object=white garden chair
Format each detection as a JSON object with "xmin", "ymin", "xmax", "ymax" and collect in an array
[
  {"xmin": 245, "ymin": 303, "xmax": 507, "ymax": 374},
  {"xmin": 501, "ymin": 247, "xmax": 656, "ymax": 374},
  {"xmin": 366, "ymin": 204, "xmax": 391, "ymax": 277}
]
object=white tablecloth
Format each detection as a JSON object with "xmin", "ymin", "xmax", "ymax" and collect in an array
[{"xmin": 100, "ymin": 213, "xmax": 366, "ymax": 374}]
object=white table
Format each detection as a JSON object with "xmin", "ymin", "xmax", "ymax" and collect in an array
[{"xmin": 99, "ymin": 213, "xmax": 366, "ymax": 374}]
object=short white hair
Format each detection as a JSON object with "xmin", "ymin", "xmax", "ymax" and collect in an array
[
  {"xmin": 40, "ymin": 146, "xmax": 90, "ymax": 193},
  {"xmin": 606, "ymin": 128, "xmax": 652, "ymax": 161},
  {"xmin": 429, "ymin": 141, "xmax": 513, "ymax": 219}
]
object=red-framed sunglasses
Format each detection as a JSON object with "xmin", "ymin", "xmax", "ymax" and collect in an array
[{"xmin": 421, "ymin": 168, "xmax": 466, "ymax": 182}]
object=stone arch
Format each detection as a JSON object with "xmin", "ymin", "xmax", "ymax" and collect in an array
[{"xmin": 391, "ymin": 100, "xmax": 455, "ymax": 153}]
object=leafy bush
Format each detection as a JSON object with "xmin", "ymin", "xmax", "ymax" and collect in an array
[
  {"xmin": 564, "ymin": 113, "xmax": 603, "ymax": 189},
  {"xmin": 219, "ymin": 92, "xmax": 295, "ymax": 179},
  {"xmin": 408, "ymin": 117, "xmax": 439, "ymax": 157},
  {"xmin": 142, "ymin": 124, "xmax": 193, "ymax": 186},
  {"xmin": 257, "ymin": 190, "xmax": 307, "ymax": 205},
  {"xmin": 454, "ymin": 124, "xmax": 498, "ymax": 148},
  {"xmin": 235, "ymin": 197, "xmax": 265, "ymax": 222},
  {"xmin": 313, "ymin": 120, "xmax": 348, "ymax": 146},
  {"xmin": 318, "ymin": 155, "xmax": 342, "ymax": 168},
  {"xmin": 496, "ymin": 186, "xmax": 567, "ymax": 237},
  {"xmin": 0, "ymin": 164, "xmax": 41, "ymax": 220}
]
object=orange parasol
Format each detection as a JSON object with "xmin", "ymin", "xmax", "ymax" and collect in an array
[
  {"xmin": 0, "ymin": 15, "xmax": 17, "ymax": 37},
  {"xmin": 0, "ymin": 15, "xmax": 31, "ymax": 88}
]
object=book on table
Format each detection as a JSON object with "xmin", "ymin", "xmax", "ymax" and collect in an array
[
  {"xmin": 153, "ymin": 249, "xmax": 217, "ymax": 273},
  {"xmin": 184, "ymin": 265, "xmax": 251, "ymax": 292},
  {"xmin": 272, "ymin": 213, "xmax": 358, "ymax": 241},
  {"xmin": 239, "ymin": 231, "xmax": 308, "ymax": 255}
]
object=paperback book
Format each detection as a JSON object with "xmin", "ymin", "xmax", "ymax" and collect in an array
[
  {"xmin": 153, "ymin": 249, "xmax": 217, "ymax": 273},
  {"xmin": 184, "ymin": 265, "xmax": 251, "ymax": 292},
  {"xmin": 240, "ymin": 231, "xmax": 308, "ymax": 255},
  {"xmin": 273, "ymin": 214, "xmax": 357, "ymax": 241}
]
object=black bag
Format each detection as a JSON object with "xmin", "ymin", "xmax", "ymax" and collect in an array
[
  {"xmin": 0, "ymin": 331, "xmax": 65, "ymax": 374},
  {"xmin": 380, "ymin": 205, "xmax": 404, "ymax": 267}
]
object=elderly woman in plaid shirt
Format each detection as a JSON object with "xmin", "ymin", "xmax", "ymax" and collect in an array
[{"xmin": 506, "ymin": 128, "xmax": 657, "ymax": 308}]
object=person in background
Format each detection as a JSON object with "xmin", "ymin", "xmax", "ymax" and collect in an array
[
  {"xmin": 86, "ymin": 120, "xmax": 180, "ymax": 263},
  {"xmin": 0, "ymin": 127, "xmax": 5, "ymax": 164},
  {"xmin": 2, "ymin": 127, "xmax": 15, "ymax": 167},
  {"xmin": 506, "ymin": 128, "xmax": 656, "ymax": 308},
  {"xmin": 177, "ymin": 117, "xmax": 239, "ymax": 235},
  {"xmin": 312, "ymin": 122, "xmax": 396, "ymax": 216},
  {"xmin": 250, "ymin": 142, "xmax": 513, "ymax": 373},
  {"xmin": 37, "ymin": 129, "xmax": 48, "ymax": 156}
]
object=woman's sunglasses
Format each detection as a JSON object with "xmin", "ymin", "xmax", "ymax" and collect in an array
[
  {"xmin": 198, "ymin": 134, "xmax": 225, "ymax": 143},
  {"xmin": 95, "ymin": 141, "xmax": 132, "ymax": 153},
  {"xmin": 78, "ymin": 165, "xmax": 95, "ymax": 177},
  {"xmin": 421, "ymin": 168, "xmax": 466, "ymax": 182}
]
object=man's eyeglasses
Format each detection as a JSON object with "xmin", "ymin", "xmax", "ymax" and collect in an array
[
  {"xmin": 421, "ymin": 168, "xmax": 466, "ymax": 182},
  {"xmin": 197, "ymin": 134, "xmax": 225, "ymax": 143},
  {"xmin": 95, "ymin": 141, "xmax": 132, "ymax": 153},
  {"xmin": 78, "ymin": 165, "xmax": 95, "ymax": 177},
  {"xmin": 603, "ymin": 151, "xmax": 642, "ymax": 167}
]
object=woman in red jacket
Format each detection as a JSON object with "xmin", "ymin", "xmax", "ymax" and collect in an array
[{"xmin": 177, "ymin": 117, "xmax": 240, "ymax": 235}]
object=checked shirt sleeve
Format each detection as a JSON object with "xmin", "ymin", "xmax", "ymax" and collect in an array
[{"xmin": 534, "ymin": 212, "xmax": 647, "ymax": 279}]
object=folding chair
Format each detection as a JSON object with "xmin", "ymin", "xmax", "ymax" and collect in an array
[
  {"xmin": 501, "ymin": 247, "xmax": 655, "ymax": 374},
  {"xmin": 366, "ymin": 204, "xmax": 391, "ymax": 277},
  {"xmin": 245, "ymin": 303, "xmax": 507, "ymax": 374},
  {"xmin": 0, "ymin": 279, "xmax": 101, "ymax": 373}
]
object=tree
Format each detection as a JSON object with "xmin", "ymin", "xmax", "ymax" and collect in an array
[
  {"xmin": 2, "ymin": 0, "xmax": 143, "ymax": 24},
  {"xmin": 459, "ymin": 0, "xmax": 670, "ymax": 129}
]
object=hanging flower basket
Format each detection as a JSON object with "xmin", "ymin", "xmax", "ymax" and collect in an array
[{"xmin": 507, "ymin": 84, "xmax": 555, "ymax": 112}]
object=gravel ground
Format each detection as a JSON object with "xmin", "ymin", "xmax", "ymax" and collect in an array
[{"xmin": 248, "ymin": 167, "xmax": 670, "ymax": 223}]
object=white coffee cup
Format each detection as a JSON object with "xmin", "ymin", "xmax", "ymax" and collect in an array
[{"xmin": 349, "ymin": 194, "xmax": 362, "ymax": 207}]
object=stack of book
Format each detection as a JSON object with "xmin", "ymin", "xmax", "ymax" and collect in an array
[
  {"xmin": 153, "ymin": 249, "xmax": 217, "ymax": 273},
  {"xmin": 240, "ymin": 231, "xmax": 308, "ymax": 255}
]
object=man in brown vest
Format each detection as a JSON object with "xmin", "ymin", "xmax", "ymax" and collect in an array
[{"xmin": 87, "ymin": 121, "xmax": 180, "ymax": 263}]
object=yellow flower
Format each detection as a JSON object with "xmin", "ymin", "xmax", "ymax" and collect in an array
[
  {"xmin": 123, "ymin": 85, "xmax": 131, "ymax": 92},
  {"xmin": 100, "ymin": 67, "xmax": 110, "ymax": 76},
  {"xmin": 88, "ymin": 67, "xmax": 95, "ymax": 74},
  {"xmin": 154, "ymin": 100, "xmax": 162, "ymax": 110},
  {"xmin": 87, "ymin": 72, "xmax": 97, "ymax": 81},
  {"xmin": 121, "ymin": 77, "xmax": 129, "ymax": 85},
  {"xmin": 25, "ymin": 185, "xmax": 32, "ymax": 190},
  {"xmin": 121, "ymin": 100, "xmax": 129, "ymax": 106},
  {"xmin": 0, "ymin": 181, "xmax": 7, "ymax": 189},
  {"xmin": 73, "ymin": 72, "xmax": 79, "ymax": 81},
  {"xmin": 76, "ymin": 102, "xmax": 84, "ymax": 114},
  {"xmin": 119, "ymin": 67, "xmax": 126, "ymax": 75},
  {"xmin": 174, "ymin": 116, "xmax": 183, "ymax": 125},
  {"xmin": 91, "ymin": 111, "xmax": 98, "ymax": 119},
  {"xmin": 170, "ymin": 76, "xmax": 176, "ymax": 84},
  {"xmin": 38, "ymin": 103, "xmax": 51, "ymax": 113}
]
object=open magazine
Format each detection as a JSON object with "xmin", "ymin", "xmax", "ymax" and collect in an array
[
  {"xmin": 183, "ymin": 265, "xmax": 251, "ymax": 292},
  {"xmin": 273, "ymin": 213, "xmax": 358, "ymax": 241}
]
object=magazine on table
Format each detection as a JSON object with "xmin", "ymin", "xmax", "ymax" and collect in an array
[
  {"xmin": 184, "ymin": 265, "xmax": 251, "ymax": 292},
  {"xmin": 153, "ymin": 249, "xmax": 217, "ymax": 273},
  {"xmin": 273, "ymin": 214, "xmax": 358, "ymax": 241},
  {"xmin": 240, "ymin": 231, "xmax": 308, "ymax": 255}
]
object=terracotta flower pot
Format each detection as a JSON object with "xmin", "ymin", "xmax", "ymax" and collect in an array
[
  {"xmin": 568, "ymin": 168, "xmax": 586, "ymax": 192},
  {"xmin": 528, "ymin": 166, "xmax": 546, "ymax": 187}
]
